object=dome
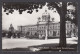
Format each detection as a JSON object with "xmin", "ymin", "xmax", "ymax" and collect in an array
[
  {"xmin": 42, "ymin": 10, "xmax": 50, "ymax": 22},
  {"xmin": 42, "ymin": 10, "xmax": 50, "ymax": 16}
]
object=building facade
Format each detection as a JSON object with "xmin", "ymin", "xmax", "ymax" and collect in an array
[{"xmin": 18, "ymin": 10, "xmax": 77, "ymax": 38}]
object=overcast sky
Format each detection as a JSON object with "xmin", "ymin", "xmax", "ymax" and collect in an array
[{"xmin": 2, "ymin": 3, "xmax": 75, "ymax": 30}]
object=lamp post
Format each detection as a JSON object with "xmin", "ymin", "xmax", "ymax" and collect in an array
[
  {"xmin": 37, "ymin": 17, "xmax": 41, "ymax": 39},
  {"xmin": 45, "ymin": 20, "xmax": 50, "ymax": 40},
  {"xmin": 45, "ymin": 17, "xmax": 54, "ymax": 40}
]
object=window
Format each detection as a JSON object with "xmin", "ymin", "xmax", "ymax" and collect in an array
[
  {"xmin": 50, "ymin": 27, "xmax": 52, "ymax": 29},
  {"xmin": 58, "ymin": 25, "xmax": 60, "ymax": 28},
  {"xmin": 42, "ymin": 27, "xmax": 43, "ymax": 29},
  {"xmin": 67, "ymin": 24, "xmax": 69, "ymax": 28},
  {"xmin": 39, "ymin": 27, "xmax": 41, "ymax": 30},
  {"xmin": 44, "ymin": 26, "xmax": 45, "ymax": 29},
  {"xmin": 71, "ymin": 25, "xmax": 72, "ymax": 28},
  {"xmin": 58, "ymin": 31, "xmax": 60, "ymax": 35},
  {"xmin": 53, "ymin": 26, "xmax": 54, "ymax": 29},
  {"xmin": 50, "ymin": 31, "xmax": 52, "ymax": 34}
]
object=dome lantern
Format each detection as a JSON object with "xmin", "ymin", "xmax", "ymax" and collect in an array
[{"xmin": 42, "ymin": 10, "xmax": 50, "ymax": 22}]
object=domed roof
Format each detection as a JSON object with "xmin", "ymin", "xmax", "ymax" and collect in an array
[{"xmin": 42, "ymin": 10, "xmax": 50, "ymax": 16}]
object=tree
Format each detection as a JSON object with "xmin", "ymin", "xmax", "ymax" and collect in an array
[
  {"xmin": 34, "ymin": 32, "xmax": 38, "ymax": 36},
  {"xmin": 26, "ymin": 32, "xmax": 30, "ymax": 36},
  {"xmin": 3, "ymin": 2, "xmax": 66, "ymax": 47},
  {"xmin": 59, "ymin": 2, "xmax": 67, "ymax": 47},
  {"xmin": 66, "ymin": 2, "xmax": 77, "ymax": 25},
  {"xmin": 3, "ymin": 2, "xmax": 45, "ymax": 15},
  {"xmin": 47, "ymin": 2, "xmax": 67, "ymax": 47},
  {"xmin": 3, "ymin": 2, "xmax": 77, "ymax": 48}
]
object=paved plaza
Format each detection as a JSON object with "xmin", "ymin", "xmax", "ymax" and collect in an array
[{"xmin": 2, "ymin": 37, "xmax": 78, "ymax": 49}]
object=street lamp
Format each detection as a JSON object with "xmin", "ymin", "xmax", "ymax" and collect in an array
[
  {"xmin": 37, "ymin": 17, "xmax": 41, "ymax": 39},
  {"xmin": 45, "ymin": 17, "xmax": 54, "ymax": 40},
  {"xmin": 45, "ymin": 20, "xmax": 50, "ymax": 40}
]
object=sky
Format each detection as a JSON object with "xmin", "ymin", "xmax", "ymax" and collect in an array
[{"xmin": 2, "ymin": 3, "xmax": 75, "ymax": 30}]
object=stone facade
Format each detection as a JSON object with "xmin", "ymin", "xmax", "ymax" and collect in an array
[{"xmin": 18, "ymin": 10, "xmax": 77, "ymax": 38}]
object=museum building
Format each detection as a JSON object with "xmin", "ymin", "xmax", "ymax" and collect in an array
[{"xmin": 18, "ymin": 10, "xmax": 77, "ymax": 38}]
